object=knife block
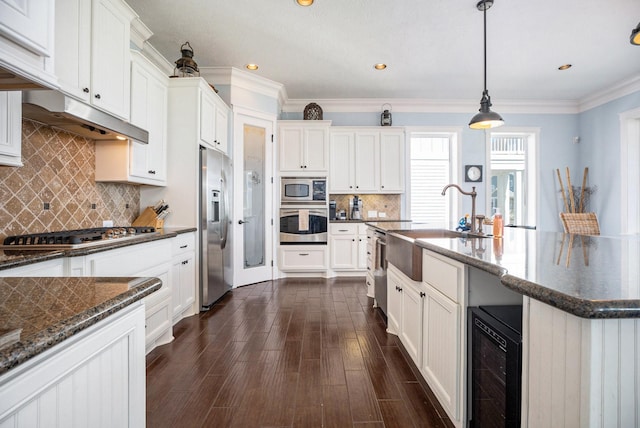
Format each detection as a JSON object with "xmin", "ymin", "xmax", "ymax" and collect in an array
[{"xmin": 132, "ymin": 207, "xmax": 164, "ymax": 229}]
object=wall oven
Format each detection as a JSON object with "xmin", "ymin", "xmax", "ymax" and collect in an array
[
  {"xmin": 281, "ymin": 177, "xmax": 327, "ymax": 204},
  {"xmin": 279, "ymin": 206, "xmax": 328, "ymax": 244}
]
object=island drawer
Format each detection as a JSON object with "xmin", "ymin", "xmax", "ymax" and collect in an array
[{"xmin": 422, "ymin": 250, "xmax": 464, "ymax": 303}]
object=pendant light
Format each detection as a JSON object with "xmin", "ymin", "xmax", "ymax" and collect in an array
[
  {"xmin": 469, "ymin": 0, "xmax": 504, "ymax": 130},
  {"xmin": 631, "ymin": 22, "xmax": 640, "ymax": 45}
]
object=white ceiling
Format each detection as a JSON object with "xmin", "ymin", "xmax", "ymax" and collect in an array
[{"xmin": 127, "ymin": 0, "xmax": 640, "ymax": 104}]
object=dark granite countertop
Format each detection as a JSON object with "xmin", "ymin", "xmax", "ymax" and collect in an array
[
  {"xmin": 0, "ymin": 276, "xmax": 161, "ymax": 375},
  {"xmin": 365, "ymin": 220, "xmax": 430, "ymax": 232},
  {"xmin": 407, "ymin": 228, "xmax": 640, "ymax": 319},
  {"xmin": 332, "ymin": 219, "xmax": 410, "ymax": 224},
  {"xmin": 0, "ymin": 227, "xmax": 197, "ymax": 270}
]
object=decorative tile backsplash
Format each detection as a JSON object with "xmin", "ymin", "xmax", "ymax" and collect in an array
[
  {"xmin": 0, "ymin": 120, "xmax": 140, "ymax": 241},
  {"xmin": 330, "ymin": 194, "xmax": 402, "ymax": 220}
]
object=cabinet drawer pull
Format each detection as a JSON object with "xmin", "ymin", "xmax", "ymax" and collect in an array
[
  {"xmin": 420, "ymin": 291, "xmax": 426, "ymax": 298},
  {"xmin": 338, "ymin": 229, "xmax": 349, "ymax": 232},
  {"xmin": 180, "ymin": 245, "xmax": 188, "ymax": 249},
  {"xmin": 83, "ymin": 87, "xmax": 89, "ymax": 93},
  {"xmin": 299, "ymin": 253, "xmax": 310, "ymax": 256},
  {"xmin": 94, "ymin": 94, "xmax": 101, "ymax": 99},
  {"xmin": 148, "ymin": 170, "xmax": 156, "ymax": 174}
]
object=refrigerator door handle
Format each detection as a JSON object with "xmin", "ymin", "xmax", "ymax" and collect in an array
[{"xmin": 220, "ymin": 176, "xmax": 229, "ymax": 250}]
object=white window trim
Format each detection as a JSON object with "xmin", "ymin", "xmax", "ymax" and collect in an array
[
  {"xmin": 403, "ymin": 126, "xmax": 462, "ymax": 222},
  {"xmin": 485, "ymin": 127, "xmax": 539, "ymax": 227},
  {"xmin": 620, "ymin": 106, "xmax": 640, "ymax": 235}
]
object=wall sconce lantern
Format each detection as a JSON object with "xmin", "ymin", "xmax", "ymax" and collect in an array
[
  {"xmin": 171, "ymin": 42, "xmax": 200, "ymax": 78},
  {"xmin": 381, "ymin": 103, "xmax": 392, "ymax": 126}
]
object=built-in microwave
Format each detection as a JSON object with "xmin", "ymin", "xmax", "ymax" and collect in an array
[{"xmin": 281, "ymin": 177, "xmax": 327, "ymax": 203}]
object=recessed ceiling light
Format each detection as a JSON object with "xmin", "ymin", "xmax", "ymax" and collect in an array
[
  {"xmin": 558, "ymin": 64, "xmax": 572, "ymax": 70},
  {"xmin": 374, "ymin": 63, "xmax": 387, "ymax": 70},
  {"xmin": 296, "ymin": 0, "xmax": 313, "ymax": 6},
  {"xmin": 246, "ymin": 64, "xmax": 259, "ymax": 70}
]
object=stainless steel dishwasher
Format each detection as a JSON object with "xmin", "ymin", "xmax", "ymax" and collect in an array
[{"xmin": 373, "ymin": 230, "xmax": 388, "ymax": 316}]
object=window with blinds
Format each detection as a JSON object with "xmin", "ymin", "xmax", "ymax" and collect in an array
[{"xmin": 409, "ymin": 135, "xmax": 453, "ymax": 224}]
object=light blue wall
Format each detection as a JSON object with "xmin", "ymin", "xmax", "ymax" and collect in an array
[
  {"xmin": 283, "ymin": 110, "xmax": 579, "ymax": 231},
  {"xmin": 578, "ymin": 90, "xmax": 640, "ymax": 235}
]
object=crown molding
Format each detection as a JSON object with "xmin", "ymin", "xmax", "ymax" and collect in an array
[
  {"xmin": 578, "ymin": 74, "xmax": 640, "ymax": 112},
  {"xmin": 130, "ymin": 17, "xmax": 153, "ymax": 50},
  {"xmin": 199, "ymin": 67, "xmax": 286, "ymax": 101},
  {"xmin": 139, "ymin": 43, "xmax": 174, "ymax": 76},
  {"xmin": 281, "ymin": 98, "xmax": 579, "ymax": 115}
]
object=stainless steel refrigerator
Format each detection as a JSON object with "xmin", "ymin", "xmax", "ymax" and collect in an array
[{"xmin": 199, "ymin": 146, "xmax": 232, "ymax": 310}]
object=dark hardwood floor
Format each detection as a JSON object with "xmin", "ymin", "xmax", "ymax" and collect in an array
[{"xmin": 145, "ymin": 277, "xmax": 454, "ymax": 428}]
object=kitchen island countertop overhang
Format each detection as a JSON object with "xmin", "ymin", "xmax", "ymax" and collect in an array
[
  {"xmin": 0, "ymin": 276, "xmax": 162, "ymax": 375},
  {"xmin": 367, "ymin": 222, "xmax": 640, "ymax": 319}
]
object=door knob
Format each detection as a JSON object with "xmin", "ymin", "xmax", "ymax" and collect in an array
[{"xmin": 238, "ymin": 219, "xmax": 248, "ymax": 224}]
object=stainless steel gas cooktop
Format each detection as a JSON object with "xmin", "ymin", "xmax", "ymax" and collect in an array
[{"xmin": 1, "ymin": 227, "xmax": 157, "ymax": 250}]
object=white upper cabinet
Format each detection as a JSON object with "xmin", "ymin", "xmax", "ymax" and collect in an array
[
  {"xmin": 329, "ymin": 127, "xmax": 404, "ymax": 194},
  {"xmin": 0, "ymin": 91, "xmax": 22, "ymax": 167},
  {"xmin": 278, "ymin": 121, "xmax": 330, "ymax": 174},
  {"xmin": 55, "ymin": 0, "xmax": 135, "ymax": 120},
  {"xmin": 353, "ymin": 131, "xmax": 379, "ymax": 193},
  {"xmin": 95, "ymin": 51, "xmax": 168, "ymax": 185},
  {"xmin": 130, "ymin": 51, "xmax": 168, "ymax": 184},
  {"xmin": 0, "ymin": 0, "xmax": 57, "ymax": 89},
  {"xmin": 199, "ymin": 83, "xmax": 229, "ymax": 154},
  {"xmin": 380, "ymin": 131, "xmax": 405, "ymax": 192}
]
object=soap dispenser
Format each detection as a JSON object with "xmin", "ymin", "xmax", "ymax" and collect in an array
[{"xmin": 493, "ymin": 208, "xmax": 504, "ymax": 238}]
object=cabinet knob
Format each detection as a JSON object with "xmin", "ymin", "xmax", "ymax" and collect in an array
[
  {"xmin": 83, "ymin": 87, "xmax": 89, "ymax": 93},
  {"xmin": 420, "ymin": 291, "xmax": 426, "ymax": 298},
  {"xmin": 349, "ymin": 186, "xmax": 353, "ymax": 189},
  {"xmin": 356, "ymin": 186, "xmax": 359, "ymax": 189},
  {"xmin": 381, "ymin": 185, "xmax": 385, "ymax": 188},
  {"xmin": 94, "ymin": 94, "xmax": 101, "ymax": 99}
]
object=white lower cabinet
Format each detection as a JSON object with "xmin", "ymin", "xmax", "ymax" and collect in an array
[
  {"xmin": 329, "ymin": 223, "xmax": 368, "ymax": 272},
  {"xmin": 279, "ymin": 245, "xmax": 327, "ymax": 272},
  {"xmin": 71, "ymin": 239, "xmax": 174, "ymax": 353},
  {"xmin": 400, "ymin": 279, "xmax": 423, "ymax": 366},
  {"xmin": 0, "ymin": 258, "xmax": 64, "ymax": 277},
  {"xmin": 0, "ymin": 303, "xmax": 146, "ymax": 427},
  {"xmin": 365, "ymin": 227, "xmax": 375, "ymax": 297},
  {"xmin": 387, "ymin": 250, "xmax": 466, "ymax": 428},
  {"xmin": 171, "ymin": 232, "xmax": 196, "ymax": 324},
  {"xmin": 421, "ymin": 284, "xmax": 461, "ymax": 421},
  {"xmin": 385, "ymin": 265, "xmax": 405, "ymax": 336}
]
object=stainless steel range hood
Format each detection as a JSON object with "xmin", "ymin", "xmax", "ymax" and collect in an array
[{"xmin": 21, "ymin": 90, "xmax": 148, "ymax": 144}]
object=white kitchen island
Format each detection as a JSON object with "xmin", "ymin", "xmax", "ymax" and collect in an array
[
  {"xmin": 373, "ymin": 222, "xmax": 640, "ymax": 428},
  {"xmin": 0, "ymin": 276, "xmax": 161, "ymax": 427}
]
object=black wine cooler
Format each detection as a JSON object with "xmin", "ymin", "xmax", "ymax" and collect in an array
[{"xmin": 468, "ymin": 305, "xmax": 523, "ymax": 427}]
